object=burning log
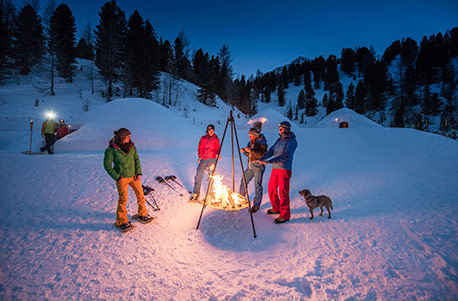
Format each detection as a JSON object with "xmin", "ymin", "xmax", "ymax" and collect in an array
[{"xmin": 207, "ymin": 174, "xmax": 248, "ymax": 211}]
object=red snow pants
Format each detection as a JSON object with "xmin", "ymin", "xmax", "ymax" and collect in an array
[{"xmin": 268, "ymin": 168, "xmax": 292, "ymax": 220}]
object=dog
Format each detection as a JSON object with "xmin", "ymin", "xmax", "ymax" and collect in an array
[{"xmin": 299, "ymin": 189, "xmax": 333, "ymax": 220}]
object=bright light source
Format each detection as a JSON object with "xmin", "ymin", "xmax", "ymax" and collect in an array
[
  {"xmin": 334, "ymin": 118, "xmax": 339, "ymax": 122},
  {"xmin": 46, "ymin": 111, "xmax": 55, "ymax": 119}
]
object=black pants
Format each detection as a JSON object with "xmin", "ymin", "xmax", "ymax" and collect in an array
[{"xmin": 41, "ymin": 133, "xmax": 56, "ymax": 154}]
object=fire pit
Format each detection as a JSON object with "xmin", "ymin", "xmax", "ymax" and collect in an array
[
  {"xmin": 196, "ymin": 110, "xmax": 257, "ymax": 238},
  {"xmin": 206, "ymin": 174, "xmax": 249, "ymax": 211}
]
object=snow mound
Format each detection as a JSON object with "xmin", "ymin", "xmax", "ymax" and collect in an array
[
  {"xmin": 241, "ymin": 108, "xmax": 297, "ymax": 131},
  {"xmin": 314, "ymin": 108, "xmax": 382, "ymax": 128},
  {"xmin": 57, "ymin": 98, "xmax": 201, "ymax": 151}
]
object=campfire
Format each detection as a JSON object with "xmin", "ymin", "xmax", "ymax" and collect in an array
[{"xmin": 206, "ymin": 174, "xmax": 249, "ymax": 211}]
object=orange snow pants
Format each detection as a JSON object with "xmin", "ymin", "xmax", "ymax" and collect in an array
[{"xmin": 115, "ymin": 177, "xmax": 148, "ymax": 226}]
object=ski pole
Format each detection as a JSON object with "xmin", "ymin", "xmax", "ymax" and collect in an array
[
  {"xmin": 29, "ymin": 119, "xmax": 33, "ymax": 155},
  {"xmin": 155, "ymin": 176, "xmax": 183, "ymax": 196},
  {"xmin": 142, "ymin": 185, "xmax": 160, "ymax": 210},
  {"xmin": 164, "ymin": 175, "xmax": 184, "ymax": 188}
]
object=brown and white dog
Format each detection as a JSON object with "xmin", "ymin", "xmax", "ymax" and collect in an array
[{"xmin": 299, "ymin": 189, "xmax": 333, "ymax": 220}]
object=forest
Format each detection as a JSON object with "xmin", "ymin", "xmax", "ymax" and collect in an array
[{"xmin": 1, "ymin": 0, "xmax": 457, "ymax": 135}]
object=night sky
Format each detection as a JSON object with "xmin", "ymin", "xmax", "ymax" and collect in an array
[{"xmin": 58, "ymin": 0, "xmax": 457, "ymax": 77}]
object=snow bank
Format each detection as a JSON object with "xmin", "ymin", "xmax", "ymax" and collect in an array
[
  {"xmin": 57, "ymin": 98, "xmax": 202, "ymax": 151},
  {"xmin": 242, "ymin": 108, "xmax": 297, "ymax": 131},
  {"xmin": 314, "ymin": 108, "xmax": 382, "ymax": 128}
]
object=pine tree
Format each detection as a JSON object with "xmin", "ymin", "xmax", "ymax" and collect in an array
[
  {"xmin": 159, "ymin": 39, "xmax": 174, "ymax": 73},
  {"xmin": 364, "ymin": 60, "xmax": 389, "ymax": 111},
  {"xmin": 403, "ymin": 65, "xmax": 419, "ymax": 107},
  {"xmin": 414, "ymin": 113, "xmax": 425, "ymax": 130},
  {"xmin": 42, "ymin": 0, "xmax": 57, "ymax": 95},
  {"xmin": 192, "ymin": 48, "xmax": 208, "ymax": 86},
  {"xmin": 124, "ymin": 10, "xmax": 144, "ymax": 96},
  {"xmin": 297, "ymin": 89, "xmax": 306, "ymax": 110},
  {"xmin": 82, "ymin": 22, "xmax": 95, "ymax": 94},
  {"xmin": 355, "ymin": 47, "xmax": 374, "ymax": 76},
  {"xmin": 280, "ymin": 66, "xmax": 289, "ymax": 89},
  {"xmin": 392, "ymin": 104, "xmax": 405, "ymax": 127},
  {"xmin": 137, "ymin": 21, "xmax": 160, "ymax": 97},
  {"xmin": 197, "ymin": 87, "xmax": 216, "ymax": 107},
  {"xmin": 340, "ymin": 48, "xmax": 356, "ymax": 75},
  {"xmin": 264, "ymin": 86, "xmax": 271, "ymax": 103},
  {"xmin": 196, "ymin": 54, "xmax": 218, "ymax": 107},
  {"xmin": 76, "ymin": 38, "xmax": 91, "ymax": 59},
  {"xmin": 277, "ymin": 83, "xmax": 285, "ymax": 106},
  {"xmin": 305, "ymin": 93, "xmax": 318, "ymax": 116},
  {"xmin": 50, "ymin": 4, "xmax": 76, "ymax": 82},
  {"xmin": 95, "ymin": 0, "xmax": 126, "ymax": 100},
  {"xmin": 0, "ymin": 5, "xmax": 12, "ymax": 73},
  {"xmin": 345, "ymin": 82, "xmax": 356, "ymax": 109},
  {"xmin": 326, "ymin": 94, "xmax": 335, "ymax": 115},
  {"xmin": 333, "ymin": 81, "xmax": 344, "ymax": 110},
  {"xmin": 286, "ymin": 106, "xmax": 293, "ymax": 120},
  {"xmin": 382, "ymin": 40, "xmax": 401, "ymax": 65},
  {"xmin": 217, "ymin": 44, "xmax": 233, "ymax": 102},
  {"xmin": 12, "ymin": 4, "xmax": 44, "ymax": 74},
  {"xmin": 324, "ymin": 55, "xmax": 339, "ymax": 90},
  {"xmin": 311, "ymin": 56, "xmax": 325, "ymax": 89},
  {"xmin": 354, "ymin": 80, "xmax": 367, "ymax": 114},
  {"xmin": 173, "ymin": 36, "xmax": 185, "ymax": 78},
  {"xmin": 322, "ymin": 93, "xmax": 329, "ymax": 109}
]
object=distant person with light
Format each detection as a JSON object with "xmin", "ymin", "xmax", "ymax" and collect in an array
[
  {"xmin": 257, "ymin": 121, "xmax": 297, "ymax": 224},
  {"xmin": 56, "ymin": 119, "xmax": 69, "ymax": 140},
  {"xmin": 40, "ymin": 112, "xmax": 57, "ymax": 154}
]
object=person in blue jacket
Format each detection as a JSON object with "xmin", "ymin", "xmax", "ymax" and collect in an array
[{"xmin": 257, "ymin": 121, "xmax": 297, "ymax": 224}]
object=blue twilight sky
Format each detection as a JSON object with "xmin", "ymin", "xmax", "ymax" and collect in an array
[{"xmin": 55, "ymin": 0, "xmax": 457, "ymax": 78}]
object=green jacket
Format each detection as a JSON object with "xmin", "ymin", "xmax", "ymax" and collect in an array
[{"xmin": 103, "ymin": 142, "xmax": 142, "ymax": 181}]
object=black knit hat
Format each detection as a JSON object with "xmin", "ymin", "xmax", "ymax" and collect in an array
[{"xmin": 206, "ymin": 124, "xmax": 215, "ymax": 132}]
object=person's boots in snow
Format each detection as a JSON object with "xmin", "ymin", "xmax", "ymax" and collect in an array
[
  {"xmin": 189, "ymin": 193, "xmax": 198, "ymax": 202},
  {"xmin": 132, "ymin": 214, "xmax": 156, "ymax": 224}
]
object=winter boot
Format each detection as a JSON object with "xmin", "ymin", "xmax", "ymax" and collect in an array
[
  {"xmin": 132, "ymin": 214, "xmax": 156, "ymax": 224},
  {"xmin": 189, "ymin": 193, "xmax": 198, "ymax": 202}
]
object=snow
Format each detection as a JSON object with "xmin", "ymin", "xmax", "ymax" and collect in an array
[
  {"xmin": 314, "ymin": 108, "xmax": 383, "ymax": 128},
  {"xmin": 1, "ymin": 64, "xmax": 458, "ymax": 299},
  {"xmin": 58, "ymin": 98, "xmax": 201, "ymax": 151}
]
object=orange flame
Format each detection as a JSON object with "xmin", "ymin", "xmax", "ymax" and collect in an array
[{"xmin": 210, "ymin": 174, "xmax": 246, "ymax": 209}]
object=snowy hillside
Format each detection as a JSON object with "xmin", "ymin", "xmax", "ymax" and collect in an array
[
  {"xmin": 0, "ymin": 58, "xmax": 247, "ymax": 152},
  {"xmin": 314, "ymin": 108, "xmax": 382, "ymax": 128},
  {"xmin": 0, "ymin": 96, "xmax": 458, "ymax": 299}
]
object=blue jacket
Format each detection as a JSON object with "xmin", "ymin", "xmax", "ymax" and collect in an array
[{"xmin": 261, "ymin": 131, "xmax": 297, "ymax": 171}]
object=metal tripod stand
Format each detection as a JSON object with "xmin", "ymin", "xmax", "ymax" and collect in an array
[{"xmin": 196, "ymin": 111, "xmax": 257, "ymax": 238}]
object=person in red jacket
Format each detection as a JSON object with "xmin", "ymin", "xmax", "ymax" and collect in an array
[
  {"xmin": 56, "ymin": 119, "xmax": 69, "ymax": 140},
  {"xmin": 190, "ymin": 124, "xmax": 221, "ymax": 201}
]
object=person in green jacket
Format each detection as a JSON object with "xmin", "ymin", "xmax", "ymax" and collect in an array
[{"xmin": 103, "ymin": 128, "xmax": 154, "ymax": 231}]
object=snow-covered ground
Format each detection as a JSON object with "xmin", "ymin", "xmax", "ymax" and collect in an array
[{"xmin": 1, "ymin": 92, "xmax": 457, "ymax": 299}]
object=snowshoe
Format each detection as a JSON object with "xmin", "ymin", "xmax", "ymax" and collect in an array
[
  {"xmin": 115, "ymin": 221, "xmax": 135, "ymax": 233},
  {"xmin": 189, "ymin": 193, "xmax": 199, "ymax": 202},
  {"xmin": 132, "ymin": 214, "xmax": 156, "ymax": 224}
]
